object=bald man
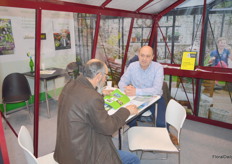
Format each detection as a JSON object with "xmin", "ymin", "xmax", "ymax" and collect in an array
[{"xmin": 119, "ymin": 46, "xmax": 166, "ymax": 127}]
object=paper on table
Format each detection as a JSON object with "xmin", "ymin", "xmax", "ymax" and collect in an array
[
  {"xmin": 40, "ymin": 70, "xmax": 56, "ymax": 74},
  {"xmin": 127, "ymin": 96, "xmax": 154, "ymax": 109}
]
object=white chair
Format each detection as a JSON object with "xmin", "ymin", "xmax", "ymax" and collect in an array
[
  {"xmin": 18, "ymin": 126, "xmax": 58, "ymax": 164},
  {"xmin": 137, "ymin": 81, "xmax": 171, "ymax": 126},
  {"xmin": 127, "ymin": 99, "xmax": 186, "ymax": 164}
]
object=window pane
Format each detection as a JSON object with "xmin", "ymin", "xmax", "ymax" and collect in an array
[
  {"xmin": 96, "ymin": 16, "xmax": 131, "ymax": 86},
  {"xmin": 198, "ymin": 80, "xmax": 232, "ymax": 124},
  {"xmin": 204, "ymin": 3, "xmax": 232, "ymax": 68}
]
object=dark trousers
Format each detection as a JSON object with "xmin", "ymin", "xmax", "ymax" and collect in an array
[{"xmin": 127, "ymin": 96, "xmax": 167, "ymax": 127}]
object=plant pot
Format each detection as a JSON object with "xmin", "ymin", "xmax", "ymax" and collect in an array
[{"xmin": 131, "ymin": 37, "xmax": 137, "ymax": 42}]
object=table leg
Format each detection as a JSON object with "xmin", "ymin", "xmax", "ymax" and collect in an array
[
  {"xmin": 155, "ymin": 103, "xmax": 158, "ymax": 127},
  {"xmin": 44, "ymin": 79, "xmax": 51, "ymax": 118},
  {"xmin": 53, "ymin": 79, "xmax": 57, "ymax": 100}
]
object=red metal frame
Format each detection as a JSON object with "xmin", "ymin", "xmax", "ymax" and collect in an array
[
  {"xmin": 0, "ymin": 114, "xmax": 10, "ymax": 164},
  {"xmin": 91, "ymin": 14, "xmax": 101, "ymax": 59},
  {"xmin": 157, "ymin": 0, "xmax": 186, "ymax": 19},
  {"xmin": 199, "ymin": 0, "xmax": 207, "ymax": 65},
  {"xmin": 101, "ymin": 0, "xmax": 112, "ymax": 8},
  {"xmin": 163, "ymin": 64, "xmax": 232, "ymax": 83},
  {"xmin": 188, "ymin": 115, "xmax": 232, "ymax": 130},
  {"xmin": 0, "ymin": 0, "xmax": 153, "ymax": 19},
  {"xmin": 136, "ymin": 0, "xmax": 154, "ymax": 13},
  {"xmin": 121, "ymin": 18, "xmax": 134, "ymax": 75},
  {"xmin": 33, "ymin": 8, "xmax": 42, "ymax": 158},
  {"xmin": 1, "ymin": 0, "xmax": 232, "ymax": 162},
  {"xmin": 149, "ymin": 18, "xmax": 158, "ymax": 60}
]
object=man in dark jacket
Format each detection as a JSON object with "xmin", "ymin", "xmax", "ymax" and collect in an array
[{"xmin": 54, "ymin": 59, "xmax": 140, "ymax": 164}]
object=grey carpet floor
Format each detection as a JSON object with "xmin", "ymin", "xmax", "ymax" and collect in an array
[{"xmin": 3, "ymin": 100, "xmax": 232, "ymax": 164}]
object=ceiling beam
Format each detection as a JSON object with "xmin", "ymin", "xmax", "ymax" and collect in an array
[
  {"xmin": 0, "ymin": 0, "xmax": 153, "ymax": 19},
  {"xmin": 136, "ymin": 0, "xmax": 154, "ymax": 13},
  {"xmin": 101, "ymin": 0, "xmax": 112, "ymax": 8}
]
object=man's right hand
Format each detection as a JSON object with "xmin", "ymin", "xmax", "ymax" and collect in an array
[
  {"xmin": 124, "ymin": 85, "xmax": 136, "ymax": 96},
  {"xmin": 125, "ymin": 104, "xmax": 138, "ymax": 115}
]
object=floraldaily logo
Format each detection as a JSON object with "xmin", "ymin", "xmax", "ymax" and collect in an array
[{"xmin": 212, "ymin": 155, "xmax": 232, "ymax": 159}]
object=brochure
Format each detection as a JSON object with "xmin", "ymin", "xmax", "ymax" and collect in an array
[
  {"xmin": 104, "ymin": 89, "xmax": 130, "ymax": 110},
  {"xmin": 40, "ymin": 70, "xmax": 56, "ymax": 74},
  {"xmin": 104, "ymin": 89, "xmax": 155, "ymax": 111},
  {"xmin": 180, "ymin": 51, "xmax": 197, "ymax": 70}
]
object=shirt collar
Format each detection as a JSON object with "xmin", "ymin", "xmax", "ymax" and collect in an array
[{"xmin": 139, "ymin": 62, "xmax": 152, "ymax": 72}]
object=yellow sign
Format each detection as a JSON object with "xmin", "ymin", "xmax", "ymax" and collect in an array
[{"xmin": 180, "ymin": 52, "xmax": 197, "ymax": 70}]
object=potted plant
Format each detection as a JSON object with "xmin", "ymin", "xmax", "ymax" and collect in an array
[
  {"xmin": 135, "ymin": 32, "xmax": 141, "ymax": 42},
  {"xmin": 174, "ymin": 32, "xmax": 180, "ymax": 42},
  {"xmin": 167, "ymin": 32, "xmax": 180, "ymax": 42}
]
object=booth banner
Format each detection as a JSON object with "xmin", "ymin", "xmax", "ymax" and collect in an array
[
  {"xmin": 0, "ymin": 6, "xmax": 36, "ymax": 62},
  {"xmin": 41, "ymin": 10, "xmax": 75, "ymax": 57},
  {"xmin": 0, "ymin": 18, "xmax": 15, "ymax": 55},
  {"xmin": 0, "ymin": 7, "xmax": 75, "ymax": 62}
]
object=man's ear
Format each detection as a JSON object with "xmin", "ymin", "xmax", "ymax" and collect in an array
[{"xmin": 95, "ymin": 73, "xmax": 102, "ymax": 82}]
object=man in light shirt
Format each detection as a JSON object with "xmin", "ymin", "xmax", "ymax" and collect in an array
[{"xmin": 118, "ymin": 46, "xmax": 166, "ymax": 127}]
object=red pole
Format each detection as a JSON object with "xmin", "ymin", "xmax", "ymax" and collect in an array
[
  {"xmin": 0, "ymin": 113, "xmax": 10, "ymax": 164},
  {"xmin": 34, "ymin": 8, "xmax": 42, "ymax": 157},
  {"xmin": 121, "ymin": 18, "xmax": 134, "ymax": 74},
  {"xmin": 149, "ymin": 17, "xmax": 159, "ymax": 60},
  {"xmin": 194, "ymin": 0, "xmax": 207, "ymax": 116},
  {"xmin": 91, "ymin": 14, "xmax": 101, "ymax": 59},
  {"xmin": 199, "ymin": 0, "xmax": 207, "ymax": 64}
]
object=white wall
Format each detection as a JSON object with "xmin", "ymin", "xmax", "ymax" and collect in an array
[{"xmin": 0, "ymin": 7, "xmax": 76, "ymax": 102}]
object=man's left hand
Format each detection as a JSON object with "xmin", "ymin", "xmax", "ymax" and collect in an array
[{"xmin": 102, "ymin": 89, "xmax": 113, "ymax": 96}]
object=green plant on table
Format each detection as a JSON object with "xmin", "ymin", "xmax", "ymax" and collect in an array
[{"xmin": 27, "ymin": 52, "xmax": 34, "ymax": 73}]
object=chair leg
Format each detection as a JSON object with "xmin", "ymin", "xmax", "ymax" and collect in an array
[
  {"xmin": 140, "ymin": 151, "xmax": 144, "ymax": 160},
  {"xmin": 3, "ymin": 103, "xmax": 7, "ymax": 118},
  {"xmin": 26, "ymin": 101, "xmax": 30, "ymax": 114},
  {"xmin": 154, "ymin": 103, "xmax": 158, "ymax": 127},
  {"xmin": 2, "ymin": 104, "xmax": 7, "ymax": 129},
  {"xmin": 151, "ymin": 115, "xmax": 156, "ymax": 127},
  {"xmin": 164, "ymin": 153, "xmax": 168, "ymax": 160},
  {"xmin": 26, "ymin": 101, "xmax": 32, "ymax": 119}
]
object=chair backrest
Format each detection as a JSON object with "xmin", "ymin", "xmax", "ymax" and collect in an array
[
  {"xmin": 2, "ymin": 73, "xmax": 31, "ymax": 103},
  {"xmin": 18, "ymin": 126, "xmax": 38, "ymax": 164},
  {"xmin": 65, "ymin": 62, "xmax": 79, "ymax": 79},
  {"xmin": 166, "ymin": 99, "xmax": 186, "ymax": 141},
  {"xmin": 162, "ymin": 81, "xmax": 171, "ymax": 105}
]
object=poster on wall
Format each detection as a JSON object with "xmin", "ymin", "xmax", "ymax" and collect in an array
[
  {"xmin": 52, "ymin": 19, "xmax": 71, "ymax": 50},
  {"xmin": 0, "ymin": 18, "xmax": 15, "ymax": 55},
  {"xmin": 0, "ymin": 6, "xmax": 36, "ymax": 63},
  {"xmin": 54, "ymin": 29, "xmax": 71, "ymax": 50}
]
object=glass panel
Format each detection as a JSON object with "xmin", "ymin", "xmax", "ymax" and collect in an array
[
  {"xmin": 170, "ymin": 76, "xmax": 195, "ymax": 115},
  {"xmin": 127, "ymin": 18, "xmax": 152, "ymax": 68},
  {"xmin": 74, "ymin": 13, "xmax": 96, "ymax": 64},
  {"xmin": 204, "ymin": 0, "xmax": 232, "ymax": 69},
  {"xmin": 0, "ymin": 6, "xmax": 35, "ymax": 122},
  {"xmin": 198, "ymin": 80, "xmax": 232, "ymax": 124},
  {"xmin": 96, "ymin": 16, "xmax": 131, "ymax": 86},
  {"xmin": 157, "ymin": 2, "xmax": 203, "ymax": 65},
  {"xmin": 40, "ymin": 10, "xmax": 77, "ymax": 117}
]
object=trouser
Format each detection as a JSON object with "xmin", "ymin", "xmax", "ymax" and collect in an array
[
  {"xmin": 117, "ymin": 150, "xmax": 140, "ymax": 164},
  {"xmin": 127, "ymin": 96, "xmax": 167, "ymax": 127}
]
